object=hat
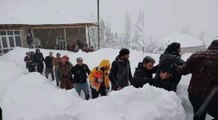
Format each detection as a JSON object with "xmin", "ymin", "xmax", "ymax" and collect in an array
[
  {"xmin": 62, "ymin": 55, "xmax": 69, "ymax": 61},
  {"xmin": 56, "ymin": 53, "xmax": 61, "ymax": 56},
  {"xmin": 143, "ymin": 56, "xmax": 155, "ymax": 64},
  {"xmin": 76, "ymin": 57, "xmax": 83, "ymax": 61},
  {"xmin": 164, "ymin": 42, "xmax": 181, "ymax": 55},
  {"xmin": 208, "ymin": 40, "xmax": 218, "ymax": 50},
  {"xmin": 35, "ymin": 48, "xmax": 40, "ymax": 52},
  {"xmin": 119, "ymin": 48, "xmax": 130, "ymax": 56}
]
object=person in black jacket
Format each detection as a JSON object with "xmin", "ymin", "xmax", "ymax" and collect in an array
[
  {"xmin": 0, "ymin": 106, "xmax": 2, "ymax": 120},
  {"xmin": 70, "ymin": 57, "xmax": 91, "ymax": 100},
  {"xmin": 149, "ymin": 42, "xmax": 185, "ymax": 92},
  {"xmin": 45, "ymin": 52, "xmax": 54, "ymax": 80},
  {"xmin": 109, "ymin": 48, "xmax": 132, "ymax": 91},
  {"xmin": 24, "ymin": 52, "xmax": 35, "ymax": 72},
  {"xmin": 33, "ymin": 48, "xmax": 45, "ymax": 74},
  {"xmin": 131, "ymin": 56, "xmax": 158, "ymax": 88}
]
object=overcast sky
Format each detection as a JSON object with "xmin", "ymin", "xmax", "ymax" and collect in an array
[{"xmin": 1, "ymin": 0, "xmax": 218, "ymax": 43}]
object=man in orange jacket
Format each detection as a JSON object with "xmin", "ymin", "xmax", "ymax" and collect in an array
[{"xmin": 89, "ymin": 59, "xmax": 111, "ymax": 99}]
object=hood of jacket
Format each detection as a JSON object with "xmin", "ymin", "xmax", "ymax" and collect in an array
[{"xmin": 98, "ymin": 59, "xmax": 110, "ymax": 71}]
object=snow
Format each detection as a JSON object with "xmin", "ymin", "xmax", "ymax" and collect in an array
[
  {"xmin": 159, "ymin": 33, "xmax": 204, "ymax": 48},
  {"xmin": 0, "ymin": 47, "xmax": 213, "ymax": 120},
  {"xmin": 0, "ymin": 61, "xmax": 27, "ymax": 103},
  {"xmin": 0, "ymin": 47, "xmax": 187, "ymax": 120},
  {"xmin": 1, "ymin": 73, "xmax": 185, "ymax": 120}
]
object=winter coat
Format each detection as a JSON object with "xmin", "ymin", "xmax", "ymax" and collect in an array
[
  {"xmin": 52, "ymin": 57, "xmax": 61, "ymax": 69},
  {"xmin": 24, "ymin": 56, "xmax": 35, "ymax": 72},
  {"xmin": 0, "ymin": 106, "xmax": 2, "ymax": 120},
  {"xmin": 70, "ymin": 64, "xmax": 91, "ymax": 84},
  {"xmin": 59, "ymin": 61, "xmax": 73, "ymax": 89},
  {"xmin": 109, "ymin": 55, "xmax": 132, "ymax": 90},
  {"xmin": 45, "ymin": 56, "xmax": 54, "ymax": 68},
  {"xmin": 177, "ymin": 41, "xmax": 218, "ymax": 100},
  {"xmin": 33, "ymin": 52, "xmax": 44, "ymax": 73},
  {"xmin": 33, "ymin": 52, "xmax": 44, "ymax": 64},
  {"xmin": 152, "ymin": 52, "xmax": 185, "ymax": 92},
  {"xmin": 89, "ymin": 59, "xmax": 110, "ymax": 91},
  {"xmin": 131, "ymin": 62, "xmax": 158, "ymax": 88}
]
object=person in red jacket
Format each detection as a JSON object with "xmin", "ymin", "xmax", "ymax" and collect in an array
[{"xmin": 177, "ymin": 40, "xmax": 218, "ymax": 120}]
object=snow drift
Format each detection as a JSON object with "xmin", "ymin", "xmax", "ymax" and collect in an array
[
  {"xmin": 0, "ymin": 47, "xmax": 187, "ymax": 120},
  {"xmin": 1, "ymin": 73, "xmax": 185, "ymax": 120}
]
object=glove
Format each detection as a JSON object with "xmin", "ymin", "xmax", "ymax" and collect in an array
[{"xmin": 159, "ymin": 72, "xmax": 171, "ymax": 80}]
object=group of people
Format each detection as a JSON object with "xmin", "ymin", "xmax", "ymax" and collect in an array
[
  {"xmin": 24, "ymin": 49, "xmax": 73, "ymax": 89},
  {"xmin": 23, "ymin": 40, "xmax": 218, "ymax": 120}
]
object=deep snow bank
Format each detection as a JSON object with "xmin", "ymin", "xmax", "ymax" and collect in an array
[
  {"xmin": 1, "ymin": 72, "xmax": 185, "ymax": 120},
  {"xmin": 0, "ymin": 61, "xmax": 27, "ymax": 103}
]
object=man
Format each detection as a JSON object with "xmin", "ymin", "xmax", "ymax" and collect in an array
[
  {"xmin": 45, "ymin": 52, "xmax": 55, "ymax": 80},
  {"xmin": 24, "ymin": 52, "xmax": 35, "ymax": 72},
  {"xmin": 150, "ymin": 42, "xmax": 185, "ymax": 92},
  {"xmin": 177, "ymin": 40, "xmax": 218, "ymax": 120},
  {"xmin": 89, "ymin": 59, "xmax": 111, "ymax": 99},
  {"xmin": 109, "ymin": 48, "xmax": 132, "ymax": 91},
  {"xmin": 52, "ymin": 53, "xmax": 62, "ymax": 87},
  {"xmin": 59, "ymin": 55, "xmax": 73, "ymax": 90},
  {"xmin": 131, "ymin": 56, "xmax": 158, "ymax": 88},
  {"xmin": 70, "ymin": 57, "xmax": 91, "ymax": 100},
  {"xmin": 33, "ymin": 48, "xmax": 45, "ymax": 74}
]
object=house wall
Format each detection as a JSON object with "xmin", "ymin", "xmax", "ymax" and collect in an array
[
  {"xmin": 65, "ymin": 27, "xmax": 86, "ymax": 49},
  {"xmin": 33, "ymin": 29, "xmax": 64, "ymax": 49},
  {"xmin": 21, "ymin": 28, "xmax": 28, "ymax": 48},
  {"xmin": 32, "ymin": 27, "xmax": 86, "ymax": 49}
]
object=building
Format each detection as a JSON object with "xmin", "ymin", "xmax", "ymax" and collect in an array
[
  {"xmin": 0, "ymin": 23, "xmax": 96, "ymax": 55},
  {"xmin": 0, "ymin": 0, "xmax": 97, "ymax": 55},
  {"xmin": 159, "ymin": 33, "xmax": 205, "ymax": 54}
]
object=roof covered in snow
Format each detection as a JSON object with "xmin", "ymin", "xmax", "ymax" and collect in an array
[
  {"xmin": 0, "ymin": 0, "xmax": 97, "ymax": 24},
  {"xmin": 159, "ymin": 33, "xmax": 204, "ymax": 48}
]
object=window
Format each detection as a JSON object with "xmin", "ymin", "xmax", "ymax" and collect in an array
[
  {"xmin": 2, "ymin": 37, "xmax": 8, "ymax": 48},
  {"xmin": 0, "ymin": 30, "xmax": 22, "ymax": 54},
  {"xmin": 0, "ymin": 31, "xmax": 6, "ymax": 35},
  {"xmin": 56, "ymin": 36, "xmax": 66, "ymax": 49},
  {"xmin": 15, "ymin": 36, "xmax": 22, "ymax": 46},
  {"xmin": 3, "ymin": 49, "xmax": 9, "ymax": 54},
  {"xmin": 14, "ymin": 31, "xmax": 20, "ymax": 35},
  {"xmin": 9, "ymin": 37, "xmax": 15, "ymax": 47},
  {"xmin": 7, "ymin": 31, "xmax": 13, "ymax": 35}
]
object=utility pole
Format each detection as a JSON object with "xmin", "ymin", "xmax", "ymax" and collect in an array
[{"xmin": 97, "ymin": 0, "xmax": 100, "ymax": 49}]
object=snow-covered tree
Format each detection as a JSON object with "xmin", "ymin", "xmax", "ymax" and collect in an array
[
  {"xmin": 100, "ymin": 19, "xmax": 106, "ymax": 48},
  {"xmin": 131, "ymin": 9, "xmax": 145, "ymax": 51},
  {"xmin": 105, "ymin": 22, "xmax": 116, "ymax": 48},
  {"xmin": 88, "ymin": 26, "xmax": 97, "ymax": 49},
  {"xmin": 125, "ymin": 10, "xmax": 131, "ymax": 41},
  {"xmin": 181, "ymin": 25, "xmax": 192, "ymax": 35}
]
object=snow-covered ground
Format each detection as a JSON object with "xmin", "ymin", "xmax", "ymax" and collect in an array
[{"xmin": 0, "ymin": 47, "xmax": 212, "ymax": 120}]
